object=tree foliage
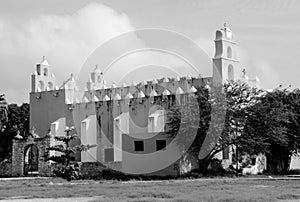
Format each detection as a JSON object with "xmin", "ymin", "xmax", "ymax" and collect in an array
[
  {"xmin": 166, "ymin": 81, "xmax": 263, "ymax": 172},
  {"xmin": 46, "ymin": 131, "xmax": 96, "ymax": 180},
  {"xmin": 167, "ymin": 81, "xmax": 300, "ymax": 174},
  {"xmin": 0, "ymin": 94, "xmax": 8, "ymax": 130},
  {"xmin": 242, "ymin": 88, "xmax": 300, "ymax": 173},
  {"xmin": 0, "ymin": 102, "xmax": 29, "ymax": 162}
]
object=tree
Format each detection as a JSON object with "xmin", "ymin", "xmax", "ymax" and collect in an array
[
  {"xmin": 6, "ymin": 103, "xmax": 29, "ymax": 137},
  {"xmin": 0, "ymin": 102, "xmax": 29, "ymax": 162},
  {"xmin": 0, "ymin": 94, "xmax": 8, "ymax": 130},
  {"xmin": 46, "ymin": 126, "xmax": 96, "ymax": 181},
  {"xmin": 166, "ymin": 81, "xmax": 262, "ymax": 173},
  {"xmin": 242, "ymin": 88, "xmax": 300, "ymax": 173}
]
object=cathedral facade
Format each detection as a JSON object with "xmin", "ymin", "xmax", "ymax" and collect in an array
[{"xmin": 28, "ymin": 25, "xmax": 253, "ymax": 176}]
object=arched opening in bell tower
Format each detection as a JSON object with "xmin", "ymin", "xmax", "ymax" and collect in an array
[
  {"xmin": 228, "ymin": 64, "xmax": 234, "ymax": 81},
  {"xmin": 38, "ymin": 81, "xmax": 44, "ymax": 91},
  {"xmin": 44, "ymin": 68, "xmax": 48, "ymax": 76},
  {"xmin": 227, "ymin": 46, "xmax": 232, "ymax": 58},
  {"xmin": 47, "ymin": 82, "xmax": 53, "ymax": 90}
]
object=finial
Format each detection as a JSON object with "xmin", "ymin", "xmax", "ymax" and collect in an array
[
  {"xmin": 94, "ymin": 64, "xmax": 101, "ymax": 72},
  {"xmin": 70, "ymin": 73, "xmax": 74, "ymax": 81},
  {"xmin": 224, "ymin": 22, "xmax": 227, "ymax": 28},
  {"xmin": 242, "ymin": 68, "xmax": 246, "ymax": 75},
  {"xmin": 40, "ymin": 56, "xmax": 49, "ymax": 66}
]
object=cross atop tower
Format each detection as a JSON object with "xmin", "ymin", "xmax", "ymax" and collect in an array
[{"xmin": 242, "ymin": 68, "xmax": 246, "ymax": 76}]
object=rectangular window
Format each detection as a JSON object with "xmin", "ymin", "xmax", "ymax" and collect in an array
[
  {"xmin": 156, "ymin": 139, "xmax": 167, "ymax": 151},
  {"xmin": 104, "ymin": 148, "xmax": 114, "ymax": 162},
  {"xmin": 134, "ymin": 141, "xmax": 144, "ymax": 152}
]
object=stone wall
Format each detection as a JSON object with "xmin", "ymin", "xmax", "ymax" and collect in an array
[
  {"xmin": 0, "ymin": 160, "xmax": 12, "ymax": 177},
  {"xmin": 37, "ymin": 136, "xmax": 52, "ymax": 176},
  {"xmin": 78, "ymin": 162, "xmax": 122, "ymax": 179},
  {"xmin": 11, "ymin": 135, "xmax": 53, "ymax": 177},
  {"xmin": 79, "ymin": 162, "xmax": 106, "ymax": 178},
  {"xmin": 12, "ymin": 138, "xmax": 28, "ymax": 176}
]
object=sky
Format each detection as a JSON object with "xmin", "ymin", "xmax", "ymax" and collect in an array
[{"xmin": 0, "ymin": 0, "xmax": 300, "ymax": 104}]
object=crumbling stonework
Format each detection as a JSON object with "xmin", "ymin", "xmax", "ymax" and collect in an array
[
  {"xmin": 12, "ymin": 138, "xmax": 29, "ymax": 176},
  {"xmin": 11, "ymin": 134, "xmax": 54, "ymax": 176},
  {"xmin": 0, "ymin": 160, "xmax": 12, "ymax": 176}
]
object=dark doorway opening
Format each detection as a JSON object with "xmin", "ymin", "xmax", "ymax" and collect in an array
[{"xmin": 24, "ymin": 144, "xmax": 39, "ymax": 175}]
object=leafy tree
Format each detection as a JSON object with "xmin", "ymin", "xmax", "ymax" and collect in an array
[
  {"xmin": 242, "ymin": 88, "xmax": 300, "ymax": 173},
  {"xmin": 0, "ymin": 102, "xmax": 29, "ymax": 162},
  {"xmin": 46, "ymin": 127, "xmax": 96, "ymax": 181},
  {"xmin": 6, "ymin": 103, "xmax": 30, "ymax": 137},
  {"xmin": 166, "ymin": 81, "xmax": 262, "ymax": 173}
]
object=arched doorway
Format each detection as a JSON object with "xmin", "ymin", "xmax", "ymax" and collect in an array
[{"xmin": 24, "ymin": 144, "xmax": 39, "ymax": 175}]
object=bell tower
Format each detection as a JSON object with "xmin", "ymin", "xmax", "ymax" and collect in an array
[
  {"xmin": 212, "ymin": 23, "xmax": 240, "ymax": 84},
  {"xmin": 31, "ymin": 56, "xmax": 56, "ymax": 92}
]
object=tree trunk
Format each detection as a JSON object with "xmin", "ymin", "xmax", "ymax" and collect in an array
[
  {"xmin": 198, "ymin": 154, "xmax": 213, "ymax": 174},
  {"xmin": 267, "ymin": 153, "xmax": 291, "ymax": 174}
]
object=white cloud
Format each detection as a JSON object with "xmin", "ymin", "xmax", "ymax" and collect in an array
[
  {"xmin": 238, "ymin": 47, "xmax": 280, "ymax": 89},
  {"xmin": 0, "ymin": 3, "xmax": 135, "ymax": 103},
  {"xmin": 253, "ymin": 61, "xmax": 280, "ymax": 89}
]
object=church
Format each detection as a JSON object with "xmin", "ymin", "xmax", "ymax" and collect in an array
[{"xmin": 15, "ymin": 24, "xmax": 258, "ymax": 176}]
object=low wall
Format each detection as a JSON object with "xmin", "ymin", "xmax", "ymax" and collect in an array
[
  {"xmin": 79, "ymin": 162, "xmax": 106, "ymax": 178},
  {"xmin": 0, "ymin": 160, "xmax": 12, "ymax": 177},
  {"xmin": 104, "ymin": 161, "xmax": 122, "ymax": 172},
  {"xmin": 79, "ymin": 161, "xmax": 122, "ymax": 179}
]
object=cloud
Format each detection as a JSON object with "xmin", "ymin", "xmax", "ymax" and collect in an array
[
  {"xmin": 0, "ymin": 3, "xmax": 135, "ymax": 103},
  {"xmin": 238, "ymin": 47, "xmax": 280, "ymax": 89},
  {"xmin": 253, "ymin": 61, "xmax": 280, "ymax": 89},
  {"xmin": 0, "ymin": 3, "xmax": 210, "ymax": 104}
]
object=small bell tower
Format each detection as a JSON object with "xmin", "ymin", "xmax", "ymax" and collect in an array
[
  {"xmin": 86, "ymin": 65, "xmax": 106, "ymax": 90},
  {"xmin": 31, "ymin": 56, "xmax": 56, "ymax": 92},
  {"xmin": 212, "ymin": 23, "xmax": 240, "ymax": 84}
]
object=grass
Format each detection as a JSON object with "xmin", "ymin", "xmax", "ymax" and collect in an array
[{"xmin": 0, "ymin": 177, "xmax": 300, "ymax": 201}]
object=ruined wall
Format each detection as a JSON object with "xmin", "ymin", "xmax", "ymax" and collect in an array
[
  {"xmin": 11, "ymin": 136, "xmax": 53, "ymax": 177},
  {"xmin": 0, "ymin": 160, "xmax": 12, "ymax": 177},
  {"xmin": 12, "ymin": 138, "xmax": 27, "ymax": 176}
]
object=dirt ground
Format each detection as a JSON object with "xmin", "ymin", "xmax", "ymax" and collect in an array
[{"xmin": 0, "ymin": 177, "xmax": 299, "ymax": 202}]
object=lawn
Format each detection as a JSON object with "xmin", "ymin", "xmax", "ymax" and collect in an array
[{"xmin": 0, "ymin": 177, "xmax": 299, "ymax": 201}]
